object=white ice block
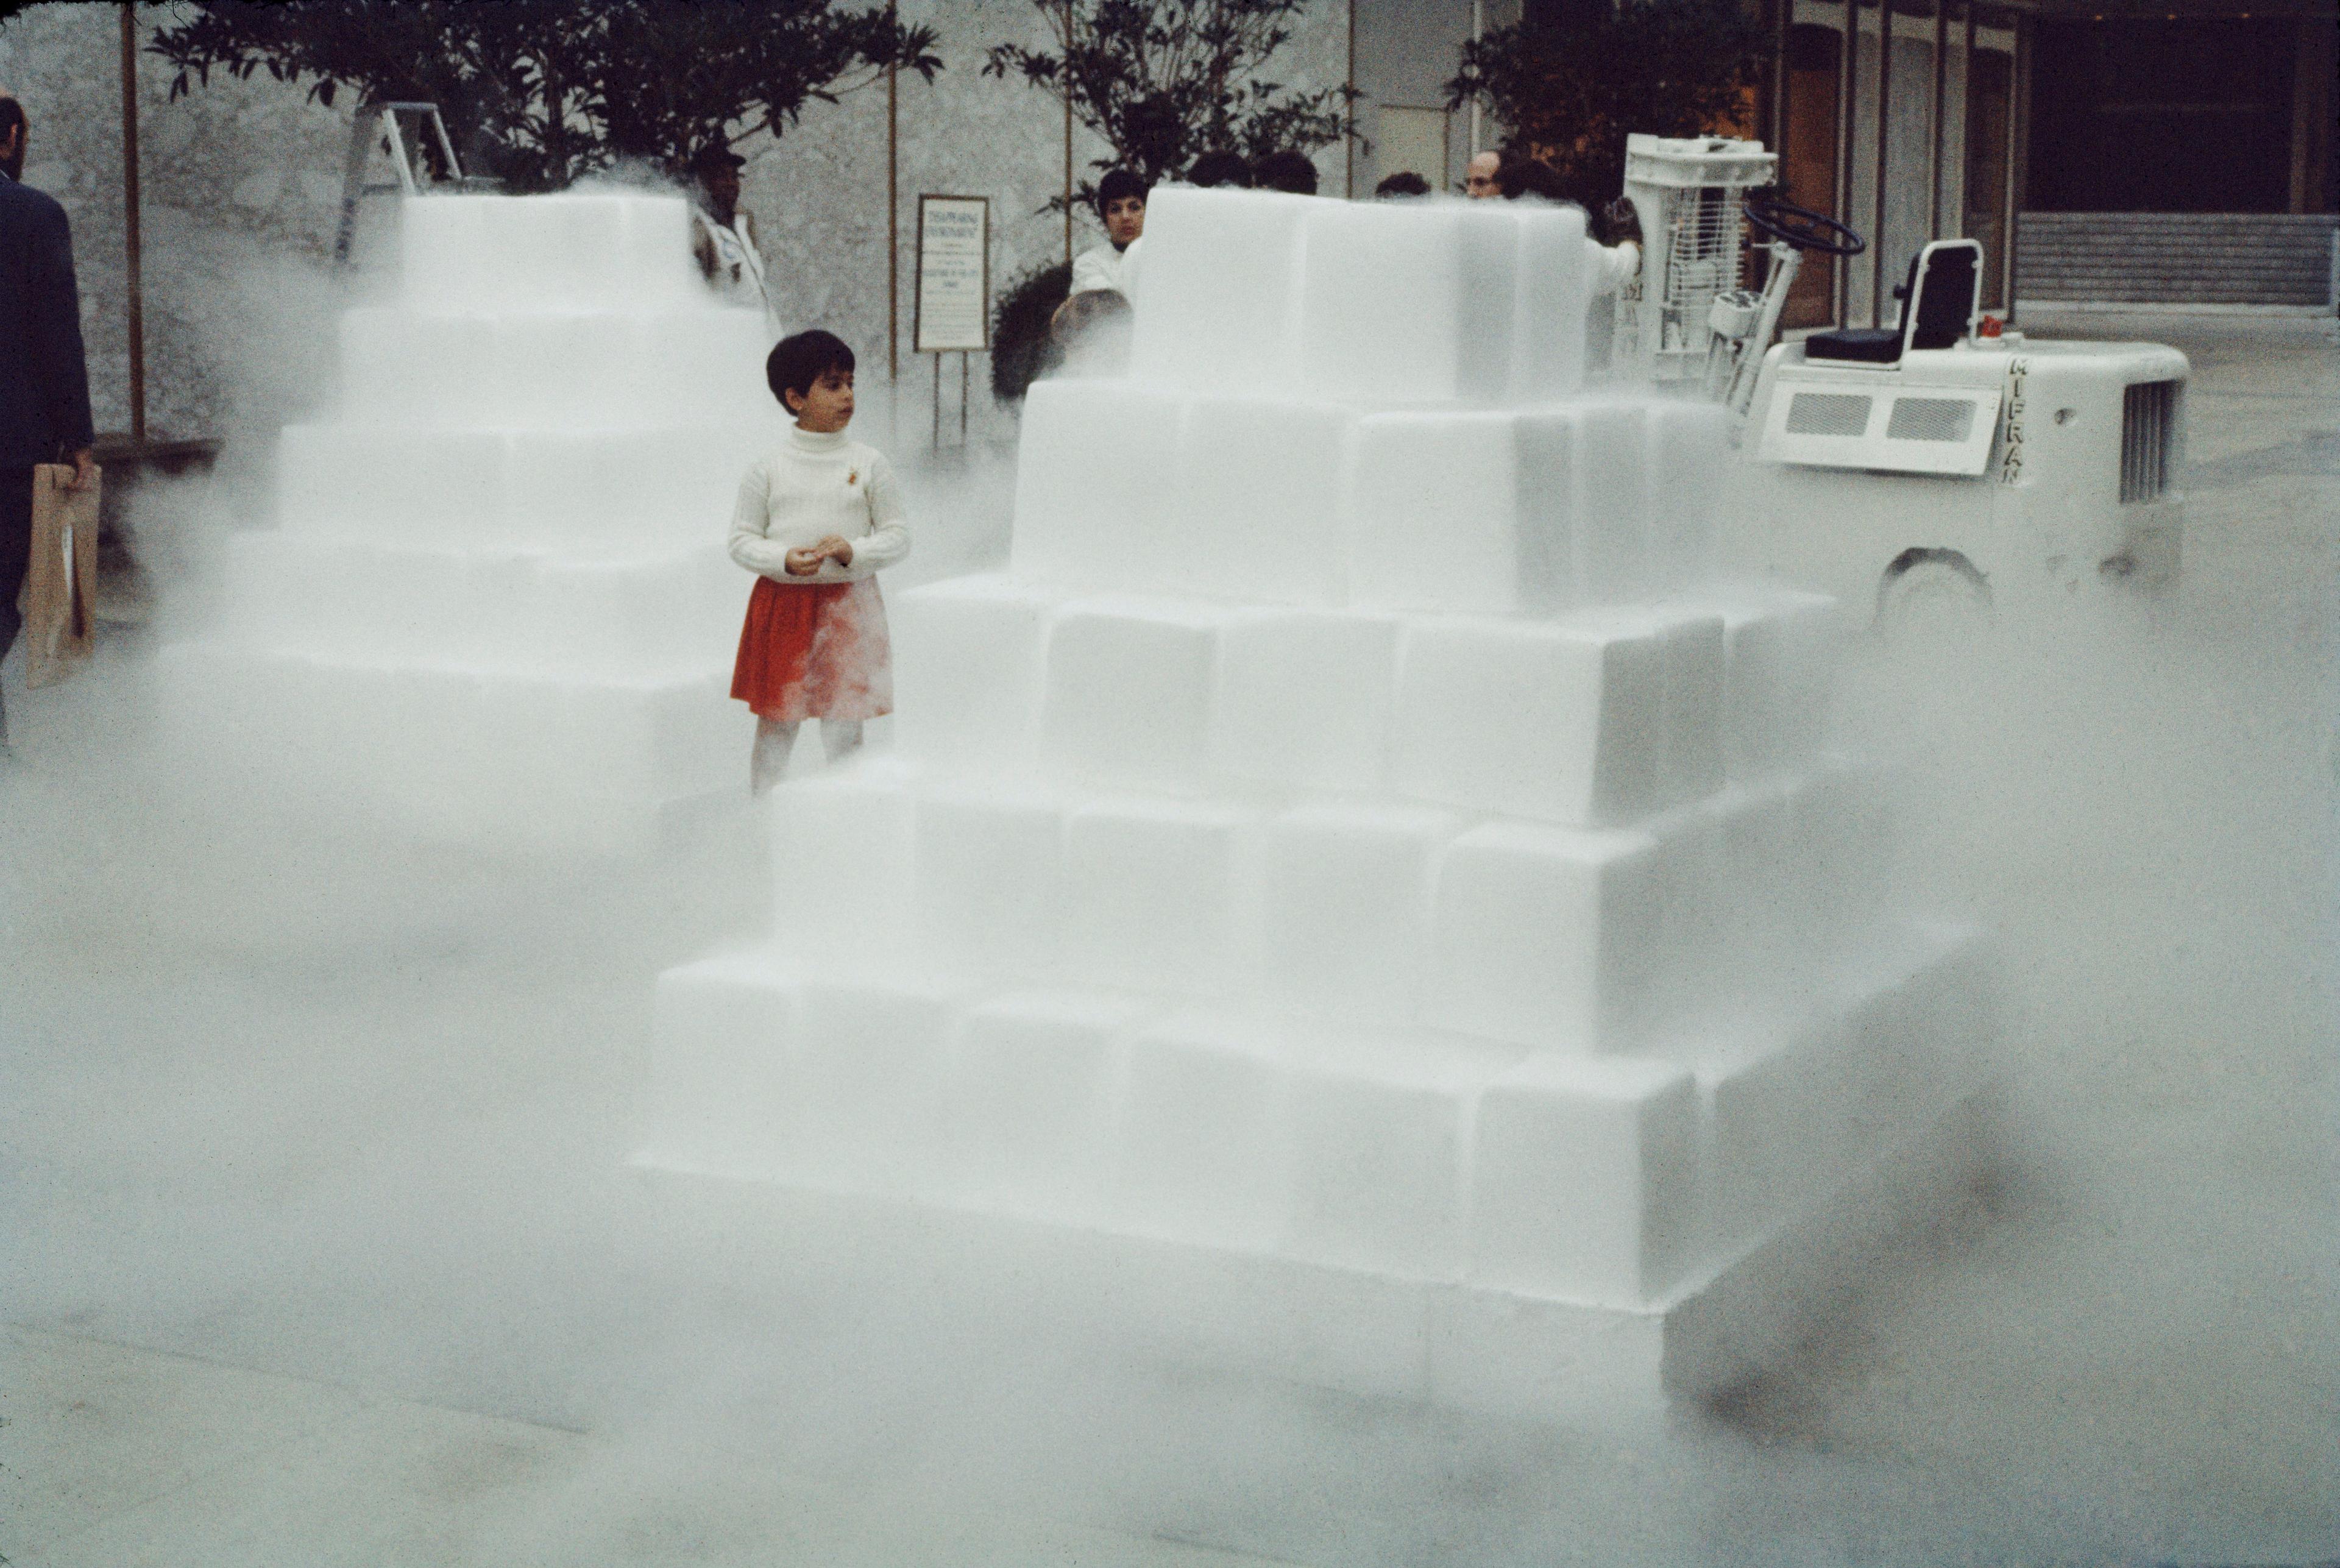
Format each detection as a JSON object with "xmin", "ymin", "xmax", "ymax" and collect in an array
[
  {"xmin": 1682, "ymin": 584, "xmax": 1839, "ymax": 777},
  {"xmin": 1110, "ymin": 1011, "xmax": 1292, "ymax": 1249},
  {"xmin": 1258, "ymin": 803, "xmax": 1465, "ymax": 1024},
  {"xmin": 1424, "ymin": 820, "xmax": 1665, "ymax": 1052},
  {"xmin": 400, "ymin": 193, "xmax": 700, "ymax": 314},
  {"xmin": 1168, "ymin": 396, "xmax": 1351, "ymax": 604},
  {"xmin": 218, "ymin": 533, "xmax": 739, "ymax": 678},
  {"xmin": 771, "ymin": 765, "xmax": 917, "ymax": 974},
  {"xmin": 1503, "ymin": 205, "xmax": 1592, "ymax": 402},
  {"xmin": 643, "ymin": 953, "xmax": 800, "ymax": 1174},
  {"xmin": 1832, "ymin": 923, "xmax": 1994, "ymax": 1144},
  {"xmin": 1700, "ymin": 778, "xmax": 1806, "ymax": 998},
  {"xmin": 1346, "ymin": 412, "xmax": 1565, "ymax": 615},
  {"xmin": 949, "ymin": 988, "xmax": 1153, "ymax": 1223},
  {"xmin": 1062, "ymin": 798, "xmax": 1264, "ymax": 996},
  {"xmin": 1282, "ymin": 1030, "xmax": 1522, "ymax": 1280},
  {"xmin": 1650, "ymin": 609, "xmax": 1726, "ymax": 806},
  {"xmin": 783, "ymin": 976, "xmax": 969, "ymax": 1196},
  {"xmin": 1548, "ymin": 402, "xmax": 1653, "ymax": 603},
  {"xmin": 889, "ymin": 574, "xmax": 1062, "ymax": 772},
  {"xmin": 1647, "ymin": 400, "xmax": 1730, "ymax": 588},
  {"xmin": 1129, "ymin": 188, "xmax": 1313, "ymax": 394},
  {"xmin": 1208, "ymin": 607, "xmax": 1401, "ymax": 793},
  {"xmin": 277, "ymin": 424, "xmax": 505, "ymax": 534},
  {"xmin": 1009, "ymin": 378, "xmax": 1190, "ymax": 591},
  {"xmin": 1297, "ymin": 200, "xmax": 1468, "ymax": 403},
  {"xmin": 1468, "ymin": 1052, "xmax": 1702, "ymax": 1306},
  {"xmin": 912, "ymin": 786, "xmax": 1068, "ymax": 982},
  {"xmin": 1040, "ymin": 597, "xmax": 1230, "ymax": 791},
  {"xmin": 277, "ymin": 421, "xmax": 771, "ymax": 543},
  {"xmin": 1696, "ymin": 1015, "xmax": 1862, "ymax": 1247},
  {"xmin": 1389, "ymin": 611, "xmax": 1668, "ymax": 826}
]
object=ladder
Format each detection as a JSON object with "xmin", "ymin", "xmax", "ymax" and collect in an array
[{"xmin": 333, "ymin": 101, "xmax": 476, "ymax": 265}]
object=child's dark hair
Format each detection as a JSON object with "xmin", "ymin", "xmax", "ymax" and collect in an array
[
  {"xmin": 1374, "ymin": 170, "xmax": 1431, "ymax": 200},
  {"xmin": 766, "ymin": 330, "xmax": 856, "ymax": 408},
  {"xmin": 1094, "ymin": 166, "xmax": 1148, "ymax": 216}
]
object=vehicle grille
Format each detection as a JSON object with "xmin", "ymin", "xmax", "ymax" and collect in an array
[
  {"xmin": 2121, "ymin": 380, "xmax": 2177, "ymax": 503},
  {"xmin": 1785, "ymin": 392, "xmax": 1873, "ymax": 437}
]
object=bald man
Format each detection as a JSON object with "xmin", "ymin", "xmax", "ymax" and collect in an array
[{"xmin": 1466, "ymin": 150, "xmax": 1502, "ymax": 199}]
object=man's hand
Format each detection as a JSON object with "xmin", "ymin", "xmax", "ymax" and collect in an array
[
  {"xmin": 817, "ymin": 534, "xmax": 853, "ymax": 567},
  {"xmin": 784, "ymin": 547, "xmax": 825, "ymax": 576},
  {"xmin": 64, "ymin": 449, "xmax": 96, "ymax": 491}
]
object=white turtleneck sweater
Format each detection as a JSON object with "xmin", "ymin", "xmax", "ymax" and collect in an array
[{"xmin": 728, "ymin": 425, "xmax": 912, "ymax": 585}]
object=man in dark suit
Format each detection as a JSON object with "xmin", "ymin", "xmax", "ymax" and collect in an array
[{"xmin": 0, "ymin": 93, "xmax": 97, "ymax": 750}]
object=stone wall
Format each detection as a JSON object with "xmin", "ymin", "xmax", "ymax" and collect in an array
[{"xmin": 1, "ymin": 0, "xmax": 1352, "ymax": 452}]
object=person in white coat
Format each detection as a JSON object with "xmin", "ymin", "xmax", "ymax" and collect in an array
[
  {"xmin": 690, "ymin": 146, "xmax": 778, "ymax": 332},
  {"xmin": 1069, "ymin": 166, "xmax": 1147, "ymax": 300}
]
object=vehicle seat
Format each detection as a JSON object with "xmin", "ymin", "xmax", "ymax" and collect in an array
[
  {"xmin": 1804, "ymin": 239, "xmax": 1984, "ymax": 364},
  {"xmin": 1803, "ymin": 325, "xmax": 1904, "ymax": 363}
]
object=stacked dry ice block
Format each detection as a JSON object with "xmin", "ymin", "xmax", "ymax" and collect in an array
[
  {"xmin": 641, "ymin": 188, "xmax": 1994, "ymax": 1416},
  {"xmin": 158, "ymin": 195, "xmax": 776, "ymax": 851}
]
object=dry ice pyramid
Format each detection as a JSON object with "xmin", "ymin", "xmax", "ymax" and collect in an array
[
  {"xmin": 158, "ymin": 194, "xmax": 773, "ymax": 853},
  {"xmin": 639, "ymin": 187, "xmax": 1996, "ymax": 1422}
]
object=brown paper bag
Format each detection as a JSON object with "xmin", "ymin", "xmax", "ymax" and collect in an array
[{"xmin": 18, "ymin": 463, "xmax": 102, "ymax": 689}]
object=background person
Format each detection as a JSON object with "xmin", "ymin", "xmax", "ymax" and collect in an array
[
  {"xmin": 1071, "ymin": 167, "xmax": 1147, "ymax": 298},
  {"xmin": 1183, "ymin": 150, "xmax": 1251, "ymax": 189},
  {"xmin": 1465, "ymin": 149, "xmax": 1502, "ymax": 198},
  {"xmin": 0, "ymin": 93, "xmax": 97, "ymax": 756},
  {"xmin": 1252, "ymin": 149, "xmax": 1318, "ymax": 196},
  {"xmin": 689, "ymin": 145, "xmax": 776, "ymax": 329},
  {"xmin": 1374, "ymin": 170, "xmax": 1431, "ymax": 199}
]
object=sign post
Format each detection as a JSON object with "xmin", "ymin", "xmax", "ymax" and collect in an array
[{"xmin": 914, "ymin": 194, "xmax": 990, "ymax": 452}]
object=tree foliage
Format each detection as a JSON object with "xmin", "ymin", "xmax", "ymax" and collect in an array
[
  {"xmin": 984, "ymin": 0, "xmax": 1356, "ymax": 206},
  {"xmin": 1447, "ymin": 0, "xmax": 1771, "ymax": 199},
  {"xmin": 149, "ymin": 0, "xmax": 941, "ymax": 191}
]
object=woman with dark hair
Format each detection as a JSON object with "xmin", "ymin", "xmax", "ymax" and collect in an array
[{"xmin": 1071, "ymin": 167, "xmax": 1148, "ymax": 299}]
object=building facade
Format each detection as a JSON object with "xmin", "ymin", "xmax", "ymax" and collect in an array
[{"xmin": 1, "ymin": 0, "xmax": 2327, "ymax": 452}]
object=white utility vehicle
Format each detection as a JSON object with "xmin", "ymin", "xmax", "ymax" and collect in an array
[{"xmin": 1622, "ymin": 134, "xmax": 2188, "ymax": 626}]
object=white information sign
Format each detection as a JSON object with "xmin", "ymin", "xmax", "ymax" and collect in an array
[{"xmin": 915, "ymin": 194, "xmax": 991, "ymax": 353}]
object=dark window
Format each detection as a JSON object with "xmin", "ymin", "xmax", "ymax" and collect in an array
[{"xmin": 2027, "ymin": 19, "xmax": 2297, "ymax": 213}]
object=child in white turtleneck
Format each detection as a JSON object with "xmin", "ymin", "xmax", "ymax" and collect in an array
[{"xmin": 728, "ymin": 330, "xmax": 911, "ymax": 793}]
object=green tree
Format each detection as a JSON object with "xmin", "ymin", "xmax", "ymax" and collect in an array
[
  {"xmin": 983, "ymin": 0, "xmax": 1357, "ymax": 207},
  {"xmin": 1446, "ymin": 0, "xmax": 1771, "ymax": 200},
  {"xmin": 149, "ymin": 0, "xmax": 941, "ymax": 191}
]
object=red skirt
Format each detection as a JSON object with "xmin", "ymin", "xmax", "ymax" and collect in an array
[{"xmin": 730, "ymin": 576, "xmax": 893, "ymax": 723}]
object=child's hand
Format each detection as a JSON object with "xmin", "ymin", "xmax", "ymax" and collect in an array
[
  {"xmin": 817, "ymin": 534, "xmax": 854, "ymax": 567},
  {"xmin": 784, "ymin": 547, "xmax": 826, "ymax": 576}
]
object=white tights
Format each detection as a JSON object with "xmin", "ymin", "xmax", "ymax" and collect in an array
[{"xmin": 751, "ymin": 716, "xmax": 863, "ymax": 795}]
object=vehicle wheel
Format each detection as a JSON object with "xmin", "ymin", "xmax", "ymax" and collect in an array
[{"xmin": 1874, "ymin": 550, "xmax": 1992, "ymax": 640}]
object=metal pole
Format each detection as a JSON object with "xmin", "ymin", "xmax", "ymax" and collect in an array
[
  {"xmin": 1838, "ymin": 0, "xmax": 1859, "ymax": 325},
  {"xmin": 1345, "ymin": 0, "xmax": 1357, "ymax": 199},
  {"xmin": 2003, "ymin": 10, "xmax": 2028, "ymax": 320},
  {"xmin": 119, "ymin": 1, "xmax": 146, "ymax": 447},
  {"xmin": 1062, "ymin": 1, "xmax": 1075, "ymax": 268},
  {"xmin": 932, "ymin": 352, "xmax": 941, "ymax": 453},
  {"xmin": 1770, "ymin": 0, "xmax": 1793, "ymax": 160},
  {"xmin": 1872, "ymin": 0, "xmax": 1891, "ymax": 327},
  {"xmin": 1961, "ymin": 1, "xmax": 1974, "ymax": 237},
  {"xmin": 887, "ymin": 7, "xmax": 899, "ymax": 381},
  {"xmin": 1930, "ymin": 0, "xmax": 1948, "ymax": 238},
  {"xmin": 1469, "ymin": 1, "xmax": 1486, "ymax": 157},
  {"xmin": 959, "ymin": 351, "xmax": 969, "ymax": 445}
]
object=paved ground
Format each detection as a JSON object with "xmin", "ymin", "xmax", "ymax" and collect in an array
[{"xmin": 0, "ymin": 310, "xmax": 2333, "ymax": 1566}]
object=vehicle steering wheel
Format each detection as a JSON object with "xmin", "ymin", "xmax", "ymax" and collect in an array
[{"xmin": 1743, "ymin": 197, "xmax": 1867, "ymax": 257}]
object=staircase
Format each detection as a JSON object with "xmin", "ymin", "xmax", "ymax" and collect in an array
[{"xmin": 2016, "ymin": 212, "xmax": 2338, "ymax": 308}]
